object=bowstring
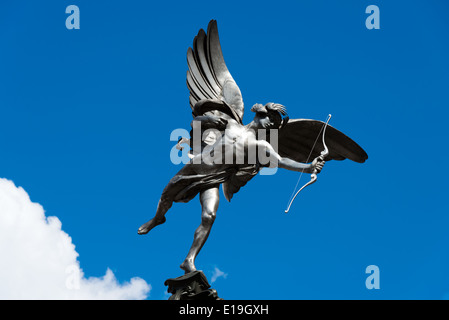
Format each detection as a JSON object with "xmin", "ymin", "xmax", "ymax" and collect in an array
[{"xmin": 285, "ymin": 121, "xmax": 327, "ymax": 208}]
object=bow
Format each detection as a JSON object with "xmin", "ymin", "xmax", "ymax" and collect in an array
[{"xmin": 284, "ymin": 114, "xmax": 332, "ymax": 213}]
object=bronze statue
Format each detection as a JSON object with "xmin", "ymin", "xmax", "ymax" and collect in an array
[{"xmin": 138, "ymin": 20, "xmax": 368, "ymax": 274}]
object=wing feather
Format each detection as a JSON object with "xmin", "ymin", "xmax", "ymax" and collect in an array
[
  {"xmin": 187, "ymin": 20, "xmax": 244, "ymax": 121},
  {"xmin": 188, "ymin": 95, "xmax": 196, "ymax": 111},
  {"xmin": 187, "ymin": 47, "xmax": 215, "ymax": 99},
  {"xmin": 186, "ymin": 70, "xmax": 208, "ymax": 101},
  {"xmin": 207, "ymin": 21, "xmax": 233, "ymax": 86},
  {"xmin": 194, "ymin": 29, "xmax": 221, "ymax": 96}
]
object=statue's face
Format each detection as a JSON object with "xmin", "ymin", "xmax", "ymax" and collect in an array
[{"xmin": 251, "ymin": 103, "xmax": 282, "ymax": 130}]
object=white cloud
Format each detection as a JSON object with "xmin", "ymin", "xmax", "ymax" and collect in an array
[
  {"xmin": 0, "ymin": 178, "xmax": 151, "ymax": 299},
  {"xmin": 210, "ymin": 267, "xmax": 228, "ymax": 283}
]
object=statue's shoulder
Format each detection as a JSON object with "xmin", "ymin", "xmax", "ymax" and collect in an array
[{"xmin": 223, "ymin": 120, "xmax": 242, "ymax": 135}]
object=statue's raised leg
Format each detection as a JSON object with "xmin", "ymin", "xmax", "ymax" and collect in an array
[{"xmin": 137, "ymin": 197, "xmax": 171, "ymax": 235}]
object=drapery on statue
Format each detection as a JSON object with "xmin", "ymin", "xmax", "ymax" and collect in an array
[{"xmin": 138, "ymin": 20, "xmax": 368, "ymax": 274}]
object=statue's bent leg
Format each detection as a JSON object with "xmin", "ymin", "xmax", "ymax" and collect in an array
[
  {"xmin": 137, "ymin": 196, "xmax": 172, "ymax": 235},
  {"xmin": 138, "ymin": 164, "xmax": 202, "ymax": 235},
  {"xmin": 180, "ymin": 186, "xmax": 219, "ymax": 273}
]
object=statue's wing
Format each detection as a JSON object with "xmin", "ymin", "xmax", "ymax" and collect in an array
[
  {"xmin": 278, "ymin": 119, "xmax": 368, "ymax": 163},
  {"xmin": 187, "ymin": 20, "xmax": 244, "ymax": 123},
  {"xmin": 221, "ymin": 118, "xmax": 367, "ymax": 202}
]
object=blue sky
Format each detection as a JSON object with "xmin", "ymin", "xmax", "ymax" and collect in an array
[{"xmin": 1, "ymin": 0, "xmax": 449, "ymax": 299}]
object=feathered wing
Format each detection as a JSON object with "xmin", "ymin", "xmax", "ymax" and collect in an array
[
  {"xmin": 187, "ymin": 20, "xmax": 244, "ymax": 123},
  {"xmin": 186, "ymin": 20, "xmax": 249, "ymax": 200},
  {"xmin": 182, "ymin": 20, "xmax": 246, "ymax": 159},
  {"xmin": 278, "ymin": 119, "xmax": 368, "ymax": 163}
]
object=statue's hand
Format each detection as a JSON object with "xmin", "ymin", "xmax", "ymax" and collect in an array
[
  {"xmin": 311, "ymin": 156, "xmax": 325, "ymax": 174},
  {"xmin": 218, "ymin": 118, "xmax": 228, "ymax": 128},
  {"xmin": 209, "ymin": 117, "xmax": 228, "ymax": 129}
]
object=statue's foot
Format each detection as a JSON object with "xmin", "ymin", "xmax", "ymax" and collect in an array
[
  {"xmin": 137, "ymin": 216, "xmax": 166, "ymax": 235},
  {"xmin": 180, "ymin": 258, "xmax": 197, "ymax": 274}
]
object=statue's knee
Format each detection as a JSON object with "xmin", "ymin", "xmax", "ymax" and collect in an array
[
  {"xmin": 159, "ymin": 195, "xmax": 173, "ymax": 209},
  {"xmin": 202, "ymin": 209, "xmax": 216, "ymax": 225}
]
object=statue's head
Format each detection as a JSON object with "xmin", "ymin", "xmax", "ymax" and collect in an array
[{"xmin": 251, "ymin": 103, "xmax": 288, "ymax": 129}]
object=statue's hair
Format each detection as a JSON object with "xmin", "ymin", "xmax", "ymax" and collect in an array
[
  {"xmin": 265, "ymin": 102, "xmax": 287, "ymax": 116},
  {"xmin": 250, "ymin": 103, "xmax": 287, "ymax": 116},
  {"xmin": 251, "ymin": 103, "xmax": 288, "ymax": 129}
]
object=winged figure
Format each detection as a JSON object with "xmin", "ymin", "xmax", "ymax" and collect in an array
[{"xmin": 138, "ymin": 20, "xmax": 368, "ymax": 274}]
